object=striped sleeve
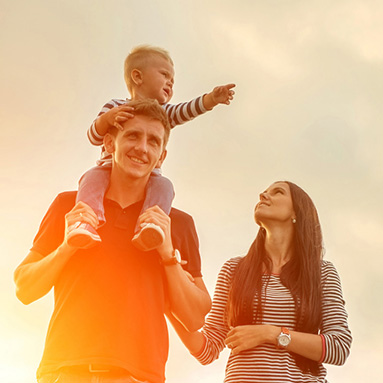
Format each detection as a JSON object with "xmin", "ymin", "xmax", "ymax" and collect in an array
[
  {"xmin": 87, "ymin": 99, "xmax": 127, "ymax": 146},
  {"xmin": 320, "ymin": 260, "xmax": 352, "ymax": 366},
  {"xmin": 163, "ymin": 95, "xmax": 207, "ymax": 128},
  {"xmin": 87, "ymin": 95, "xmax": 207, "ymax": 147},
  {"xmin": 195, "ymin": 258, "xmax": 240, "ymax": 365}
]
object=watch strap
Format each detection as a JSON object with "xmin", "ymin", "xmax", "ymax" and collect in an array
[
  {"xmin": 281, "ymin": 327, "xmax": 289, "ymax": 335},
  {"xmin": 161, "ymin": 249, "xmax": 181, "ymax": 266}
]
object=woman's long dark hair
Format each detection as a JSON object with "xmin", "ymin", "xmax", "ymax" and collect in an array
[{"xmin": 226, "ymin": 182, "xmax": 324, "ymax": 375}]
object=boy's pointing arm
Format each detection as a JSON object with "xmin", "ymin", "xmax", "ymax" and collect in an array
[{"xmin": 203, "ymin": 83, "xmax": 236, "ymax": 110}]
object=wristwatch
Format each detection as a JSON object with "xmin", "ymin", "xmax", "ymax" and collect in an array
[
  {"xmin": 161, "ymin": 249, "xmax": 181, "ymax": 266},
  {"xmin": 277, "ymin": 327, "xmax": 291, "ymax": 349}
]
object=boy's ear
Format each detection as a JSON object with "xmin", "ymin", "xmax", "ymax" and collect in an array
[
  {"xmin": 131, "ymin": 69, "xmax": 143, "ymax": 86},
  {"xmin": 104, "ymin": 133, "xmax": 115, "ymax": 154}
]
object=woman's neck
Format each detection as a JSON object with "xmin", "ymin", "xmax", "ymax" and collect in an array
[{"xmin": 264, "ymin": 226, "xmax": 294, "ymax": 274}]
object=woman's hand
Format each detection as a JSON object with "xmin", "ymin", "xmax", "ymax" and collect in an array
[{"xmin": 225, "ymin": 325, "xmax": 277, "ymax": 355}]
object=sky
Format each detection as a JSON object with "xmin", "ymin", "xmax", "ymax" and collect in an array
[{"xmin": 1, "ymin": 0, "xmax": 382, "ymax": 382}]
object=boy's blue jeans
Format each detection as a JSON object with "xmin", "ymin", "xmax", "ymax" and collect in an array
[{"xmin": 76, "ymin": 164, "xmax": 175, "ymax": 233}]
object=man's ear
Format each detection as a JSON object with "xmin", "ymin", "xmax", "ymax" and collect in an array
[
  {"xmin": 131, "ymin": 69, "xmax": 143, "ymax": 86},
  {"xmin": 156, "ymin": 149, "xmax": 167, "ymax": 168},
  {"xmin": 104, "ymin": 133, "xmax": 115, "ymax": 154}
]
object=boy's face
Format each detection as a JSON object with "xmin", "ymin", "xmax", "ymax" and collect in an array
[
  {"xmin": 138, "ymin": 56, "xmax": 175, "ymax": 104},
  {"xmin": 105, "ymin": 114, "xmax": 167, "ymax": 183}
]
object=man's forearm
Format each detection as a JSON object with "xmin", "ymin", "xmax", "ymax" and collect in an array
[
  {"xmin": 163, "ymin": 265, "xmax": 211, "ymax": 332},
  {"xmin": 14, "ymin": 244, "xmax": 76, "ymax": 305},
  {"xmin": 138, "ymin": 206, "xmax": 211, "ymax": 330},
  {"xmin": 166, "ymin": 310, "xmax": 206, "ymax": 355}
]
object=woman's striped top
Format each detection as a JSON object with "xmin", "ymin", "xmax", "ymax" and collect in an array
[
  {"xmin": 195, "ymin": 257, "xmax": 352, "ymax": 382},
  {"xmin": 87, "ymin": 96, "xmax": 207, "ymax": 165}
]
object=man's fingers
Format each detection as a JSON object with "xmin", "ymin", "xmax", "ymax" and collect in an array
[{"xmin": 66, "ymin": 202, "xmax": 99, "ymax": 228}]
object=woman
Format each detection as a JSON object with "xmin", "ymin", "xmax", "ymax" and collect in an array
[{"xmin": 169, "ymin": 181, "xmax": 352, "ymax": 382}]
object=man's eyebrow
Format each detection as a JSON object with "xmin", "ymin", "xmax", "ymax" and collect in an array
[{"xmin": 148, "ymin": 132, "xmax": 162, "ymax": 142}]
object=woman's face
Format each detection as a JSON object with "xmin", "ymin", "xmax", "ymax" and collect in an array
[{"xmin": 254, "ymin": 182, "xmax": 296, "ymax": 227}]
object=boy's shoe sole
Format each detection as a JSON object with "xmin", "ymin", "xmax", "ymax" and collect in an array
[
  {"xmin": 67, "ymin": 222, "xmax": 101, "ymax": 249},
  {"xmin": 132, "ymin": 223, "xmax": 165, "ymax": 252}
]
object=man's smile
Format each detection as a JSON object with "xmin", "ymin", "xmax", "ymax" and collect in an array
[{"xmin": 127, "ymin": 155, "xmax": 148, "ymax": 164}]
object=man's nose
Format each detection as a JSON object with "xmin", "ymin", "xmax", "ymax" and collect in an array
[{"xmin": 135, "ymin": 137, "xmax": 148, "ymax": 153}]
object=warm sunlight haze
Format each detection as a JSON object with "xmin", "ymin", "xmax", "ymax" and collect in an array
[{"xmin": 1, "ymin": 0, "xmax": 382, "ymax": 382}]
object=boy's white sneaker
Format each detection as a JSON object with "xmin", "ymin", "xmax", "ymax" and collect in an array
[
  {"xmin": 131, "ymin": 223, "xmax": 165, "ymax": 252},
  {"xmin": 67, "ymin": 222, "xmax": 101, "ymax": 249}
]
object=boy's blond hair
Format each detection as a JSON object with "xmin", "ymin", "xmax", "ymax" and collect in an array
[{"xmin": 124, "ymin": 45, "xmax": 174, "ymax": 95}]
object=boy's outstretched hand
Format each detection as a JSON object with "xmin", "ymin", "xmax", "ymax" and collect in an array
[{"xmin": 203, "ymin": 83, "xmax": 236, "ymax": 110}]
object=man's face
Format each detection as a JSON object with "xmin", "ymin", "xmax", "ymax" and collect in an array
[
  {"xmin": 139, "ymin": 56, "xmax": 175, "ymax": 104},
  {"xmin": 107, "ymin": 115, "xmax": 167, "ymax": 182}
]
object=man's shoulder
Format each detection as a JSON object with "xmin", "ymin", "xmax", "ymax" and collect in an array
[
  {"xmin": 49, "ymin": 191, "xmax": 77, "ymax": 212},
  {"xmin": 169, "ymin": 207, "xmax": 200, "ymax": 271},
  {"xmin": 169, "ymin": 207, "xmax": 194, "ymax": 224},
  {"xmin": 169, "ymin": 207, "xmax": 198, "ymax": 238},
  {"xmin": 54, "ymin": 190, "xmax": 77, "ymax": 203}
]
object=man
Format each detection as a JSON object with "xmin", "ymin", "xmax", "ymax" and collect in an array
[{"xmin": 14, "ymin": 99, "xmax": 211, "ymax": 383}]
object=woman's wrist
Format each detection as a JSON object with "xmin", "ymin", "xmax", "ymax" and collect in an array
[{"xmin": 267, "ymin": 325, "xmax": 281, "ymax": 345}]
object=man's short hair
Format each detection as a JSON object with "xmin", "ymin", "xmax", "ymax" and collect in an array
[
  {"xmin": 124, "ymin": 45, "xmax": 174, "ymax": 95},
  {"xmin": 109, "ymin": 99, "xmax": 171, "ymax": 148}
]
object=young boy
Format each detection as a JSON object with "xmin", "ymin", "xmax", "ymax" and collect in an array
[{"xmin": 68, "ymin": 45, "xmax": 235, "ymax": 251}]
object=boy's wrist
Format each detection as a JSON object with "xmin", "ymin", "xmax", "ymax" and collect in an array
[
  {"xmin": 95, "ymin": 113, "xmax": 111, "ymax": 136},
  {"xmin": 202, "ymin": 93, "xmax": 217, "ymax": 110}
]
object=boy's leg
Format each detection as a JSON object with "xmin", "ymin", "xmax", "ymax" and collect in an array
[
  {"xmin": 132, "ymin": 169, "xmax": 175, "ymax": 252},
  {"xmin": 67, "ymin": 164, "xmax": 111, "ymax": 248}
]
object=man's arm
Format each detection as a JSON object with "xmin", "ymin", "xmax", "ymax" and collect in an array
[
  {"xmin": 14, "ymin": 201, "xmax": 98, "ymax": 305},
  {"xmin": 166, "ymin": 310, "xmax": 206, "ymax": 355},
  {"xmin": 162, "ymin": 268, "xmax": 211, "ymax": 332},
  {"xmin": 14, "ymin": 246, "xmax": 76, "ymax": 305},
  {"xmin": 137, "ymin": 206, "xmax": 211, "ymax": 332}
]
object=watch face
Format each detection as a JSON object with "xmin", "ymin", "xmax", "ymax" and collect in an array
[{"xmin": 279, "ymin": 334, "xmax": 290, "ymax": 347}]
